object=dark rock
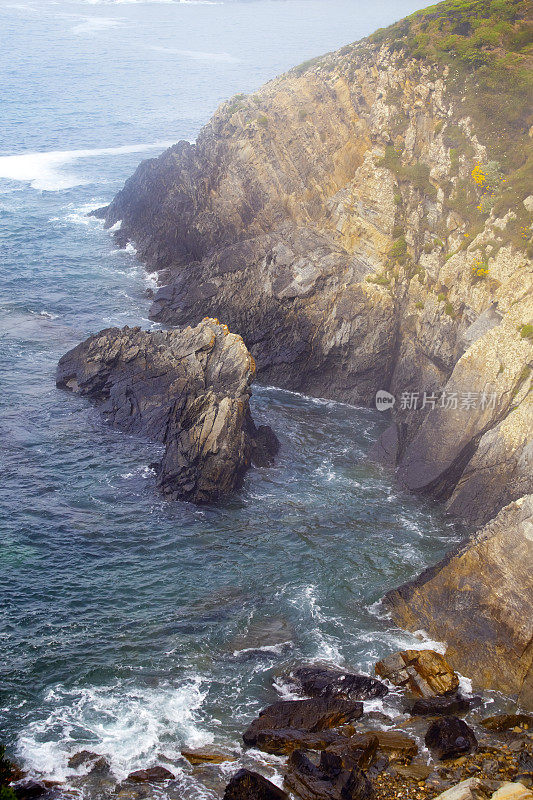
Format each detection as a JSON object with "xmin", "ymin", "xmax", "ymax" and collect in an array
[
  {"xmin": 56, "ymin": 318, "xmax": 277, "ymax": 504},
  {"xmin": 480, "ymin": 714, "xmax": 533, "ymax": 732},
  {"xmin": 252, "ymin": 728, "xmax": 346, "ymax": 755},
  {"xmin": 126, "ymin": 766, "xmax": 174, "ymax": 783},
  {"xmin": 373, "ymin": 731, "xmax": 418, "ymax": 763},
  {"xmin": 324, "ymin": 734, "xmax": 379, "ymax": 772},
  {"xmin": 67, "ymin": 750, "xmax": 101, "ymax": 769},
  {"xmin": 425, "ymin": 716, "xmax": 477, "ymax": 760},
  {"xmin": 12, "ymin": 781, "xmax": 53, "ymax": 800},
  {"xmin": 243, "ymin": 698, "xmax": 364, "ymax": 747},
  {"xmin": 340, "ymin": 768, "xmax": 373, "ymax": 800},
  {"xmin": 374, "ymin": 649, "xmax": 459, "ymax": 697},
  {"xmin": 515, "ymin": 750, "xmax": 533, "ymax": 788},
  {"xmin": 292, "ymin": 666, "xmax": 388, "ymax": 701},
  {"xmin": 181, "ymin": 748, "xmax": 237, "ymax": 764},
  {"xmin": 407, "ymin": 693, "xmax": 481, "ymax": 716},
  {"xmin": 223, "ymin": 768, "xmax": 288, "ymax": 800}
]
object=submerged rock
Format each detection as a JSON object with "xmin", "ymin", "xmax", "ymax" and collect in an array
[
  {"xmin": 126, "ymin": 767, "xmax": 174, "ymax": 783},
  {"xmin": 56, "ymin": 318, "xmax": 278, "ymax": 504},
  {"xmin": 407, "ymin": 693, "xmax": 481, "ymax": 716},
  {"xmin": 223, "ymin": 769, "xmax": 288, "ymax": 800},
  {"xmin": 243, "ymin": 698, "xmax": 364, "ymax": 747},
  {"xmin": 425, "ymin": 717, "xmax": 477, "ymax": 760},
  {"xmin": 291, "ymin": 666, "xmax": 388, "ymax": 701},
  {"xmin": 374, "ymin": 649, "xmax": 459, "ymax": 697}
]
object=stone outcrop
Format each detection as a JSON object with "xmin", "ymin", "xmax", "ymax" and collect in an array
[
  {"xmin": 374, "ymin": 649, "xmax": 459, "ymax": 697},
  {"xmin": 289, "ymin": 666, "xmax": 388, "ymax": 701},
  {"xmin": 223, "ymin": 769, "xmax": 288, "ymax": 800},
  {"xmin": 385, "ymin": 496, "xmax": 533, "ymax": 707},
  {"xmin": 94, "ymin": 0, "xmax": 532, "ymax": 701},
  {"xmin": 56, "ymin": 318, "xmax": 278, "ymax": 504},
  {"xmin": 425, "ymin": 717, "xmax": 477, "ymax": 761}
]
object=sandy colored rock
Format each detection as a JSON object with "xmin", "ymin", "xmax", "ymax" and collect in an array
[
  {"xmin": 490, "ymin": 784, "xmax": 533, "ymax": 800},
  {"xmin": 385, "ymin": 497, "xmax": 533, "ymax": 708},
  {"xmin": 375, "ymin": 649, "xmax": 459, "ymax": 697}
]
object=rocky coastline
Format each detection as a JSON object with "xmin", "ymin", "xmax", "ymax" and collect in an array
[
  {"xmin": 3, "ymin": 658, "xmax": 533, "ymax": 800},
  {"xmin": 85, "ymin": 0, "xmax": 533, "ymax": 706}
]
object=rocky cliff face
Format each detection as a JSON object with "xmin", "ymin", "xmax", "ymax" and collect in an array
[
  {"xmin": 57, "ymin": 318, "xmax": 278, "ymax": 504},
  {"xmin": 97, "ymin": 0, "xmax": 532, "ymax": 700}
]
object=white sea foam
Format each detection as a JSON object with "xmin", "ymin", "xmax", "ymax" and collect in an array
[
  {"xmin": 0, "ymin": 141, "xmax": 173, "ymax": 192},
  {"xmin": 148, "ymin": 45, "xmax": 237, "ymax": 62},
  {"xmin": 17, "ymin": 678, "xmax": 212, "ymax": 781}
]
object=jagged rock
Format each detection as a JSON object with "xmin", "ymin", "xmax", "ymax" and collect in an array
[
  {"xmin": 223, "ymin": 769, "xmax": 288, "ymax": 800},
  {"xmin": 291, "ymin": 666, "xmax": 388, "ymax": 701},
  {"xmin": 12, "ymin": 782, "xmax": 58, "ymax": 800},
  {"xmin": 323, "ymin": 734, "xmax": 379, "ymax": 772},
  {"xmin": 433, "ymin": 777, "xmax": 488, "ymax": 800},
  {"xmin": 385, "ymin": 497, "xmax": 533, "ymax": 709},
  {"xmin": 126, "ymin": 767, "xmax": 174, "ymax": 782},
  {"xmin": 407, "ymin": 693, "xmax": 481, "ymax": 716},
  {"xmin": 425, "ymin": 717, "xmax": 478, "ymax": 760},
  {"xmin": 374, "ymin": 649, "xmax": 459, "ymax": 697},
  {"xmin": 56, "ymin": 318, "xmax": 278, "ymax": 504},
  {"xmin": 284, "ymin": 751, "xmax": 373, "ymax": 800},
  {"xmin": 243, "ymin": 698, "xmax": 364, "ymax": 747},
  {"xmin": 480, "ymin": 714, "xmax": 533, "ymax": 732}
]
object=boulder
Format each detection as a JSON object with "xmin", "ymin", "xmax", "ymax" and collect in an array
[
  {"xmin": 223, "ymin": 769, "xmax": 288, "ymax": 800},
  {"xmin": 480, "ymin": 714, "xmax": 533, "ymax": 732},
  {"xmin": 407, "ymin": 693, "xmax": 481, "ymax": 716},
  {"xmin": 181, "ymin": 748, "xmax": 237, "ymax": 764},
  {"xmin": 373, "ymin": 731, "xmax": 418, "ymax": 763},
  {"xmin": 374, "ymin": 649, "xmax": 459, "ymax": 697},
  {"xmin": 323, "ymin": 734, "xmax": 379, "ymax": 772},
  {"xmin": 243, "ymin": 698, "xmax": 364, "ymax": 746},
  {"xmin": 56, "ymin": 318, "xmax": 279, "ymax": 504},
  {"xmin": 126, "ymin": 767, "xmax": 174, "ymax": 783},
  {"xmin": 433, "ymin": 777, "xmax": 487, "ymax": 800},
  {"xmin": 284, "ymin": 751, "xmax": 373, "ymax": 800},
  {"xmin": 490, "ymin": 784, "xmax": 533, "ymax": 800},
  {"xmin": 425, "ymin": 717, "xmax": 477, "ymax": 760},
  {"xmin": 291, "ymin": 666, "xmax": 388, "ymax": 701},
  {"xmin": 252, "ymin": 728, "xmax": 346, "ymax": 755}
]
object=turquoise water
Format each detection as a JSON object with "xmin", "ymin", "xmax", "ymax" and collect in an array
[{"xmin": 0, "ymin": 0, "xmax": 465, "ymax": 795}]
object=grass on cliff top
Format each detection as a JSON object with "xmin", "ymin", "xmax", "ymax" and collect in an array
[{"xmin": 370, "ymin": 0, "xmax": 533, "ymax": 176}]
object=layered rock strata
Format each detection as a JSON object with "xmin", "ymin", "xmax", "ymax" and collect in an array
[{"xmin": 56, "ymin": 318, "xmax": 278, "ymax": 504}]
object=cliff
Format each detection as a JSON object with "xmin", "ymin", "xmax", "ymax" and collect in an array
[{"xmin": 97, "ymin": 0, "xmax": 533, "ymax": 700}]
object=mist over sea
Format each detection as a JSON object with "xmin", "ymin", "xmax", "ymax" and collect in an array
[{"xmin": 0, "ymin": 0, "xmax": 466, "ymax": 794}]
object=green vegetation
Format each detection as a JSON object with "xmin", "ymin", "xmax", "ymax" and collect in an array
[
  {"xmin": 226, "ymin": 93, "xmax": 247, "ymax": 115},
  {"xmin": 518, "ymin": 323, "xmax": 533, "ymax": 340},
  {"xmin": 370, "ymin": 0, "xmax": 532, "ymax": 200},
  {"xmin": 389, "ymin": 235, "xmax": 408, "ymax": 263},
  {"xmin": 366, "ymin": 274, "xmax": 391, "ymax": 286},
  {"xmin": 415, "ymin": 300, "xmax": 425, "ymax": 308},
  {"xmin": 444, "ymin": 301, "xmax": 456, "ymax": 316},
  {"xmin": 256, "ymin": 115, "xmax": 269, "ymax": 128},
  {"xmin": 378, "ymin": 147, "xmax": 437, "ymax": 199}
]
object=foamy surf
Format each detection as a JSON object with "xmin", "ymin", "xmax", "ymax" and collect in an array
[
  {"xmin": 16, "ymin": 678, "xmax": 212, "ymax": 781},
  {"xmin": 0, "ymin": 142, "xmax": 173, "ymax": 192}
]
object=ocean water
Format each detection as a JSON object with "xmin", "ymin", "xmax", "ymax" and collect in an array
[{"xmin": 1, "ymin": 0, "xmax": 467, "ymax": 795}]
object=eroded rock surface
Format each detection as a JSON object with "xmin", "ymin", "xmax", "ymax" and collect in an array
[
  {"xmin": 385, "ymin": 496, "xmax": 533, "ymax": 707},
  {"xmin": 56, "ymin": 318, "xmax": 278, "ymax": 504},
  {"xmin": 374, "ymin": 649, "xmax": 459, "ymax": 697}
]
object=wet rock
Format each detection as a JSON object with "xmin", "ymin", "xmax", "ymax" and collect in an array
[
  {"xmin": 126, "ymin": 766, "xmax": 174, "ymax": 782},
  {"xmin": 223, "ymin": 768, "xmax": 288, "ymax": 800},
  {"xmin": 252, "ymin": 728, "xmax": 346, "ymax": 755},
  {"xmin": 56, "ymin": 318, "xmax": 278, "ymax": 504},
  {"xmin": 425, "ymin": 717, "xmax": 478, "ymax": 760},
  {"xmin": 67, "ymin": 751, "xmax": 101, "ymax": 769},
  {"xmin": 243, "ymin": 698, "xmax": 364, "ymax": 747},
  {"xmin": 373, "ymin": 731, "xmax": 418, "ymax": 763},
  {"xmin": 374, "ymin": 649, "xmax": 460, "ymax": 697},
  {"xmin": 12, "ymin": 781, "xmax": 55, "ymax": 800},
  {"xmin": 324, "ymin": 734, "xmax": 379, "ymax": 772},
  {"xmin": 340, "ymin": 768, "xmax": 373, "ymax": 799},
  {"xmin": 480, "ymin": 715, "xmax": 533, "ymax": 733},
  {"xmin": 408, "ymin": 693, "xmax": 481, "ymax": 716},
  {"xmin": 285, "ymin": 750, "xmax": 373, "ymax": 800},
  {"xmin": 515, "ymin": 751, "xmax": 533, "ymax": 788},
  {"xmin": 181, "ymin": 748, "xmax": 237, "ymax": 764},
  {"xmin": 433, "ymin": 777, "xmax": 487, "ymax": 799},
  {"xmin": 291, "ymin": 666, "xmax": 388, "ymax": 701},
  {"xmin": 393, "ymin": 763, "xmax": 432, "ymax": 780}
]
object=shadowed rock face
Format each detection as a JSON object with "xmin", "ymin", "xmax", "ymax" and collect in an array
[{"xmin": 56, "ymin": 318, "xmax": 278, "ymax": 504}]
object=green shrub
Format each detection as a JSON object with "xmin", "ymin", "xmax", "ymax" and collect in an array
[
  {"xmin": 256, "ymin": 115, "xmax": 268, "ymax": 128},
  {"xmin": 518, "ymin": 323, "xmax": 533, "ymax": 340}
]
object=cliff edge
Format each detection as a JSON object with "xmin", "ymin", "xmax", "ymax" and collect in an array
[{"xmin": 97, "ymin": 0, "xmax": 533, "ymax": 702}]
